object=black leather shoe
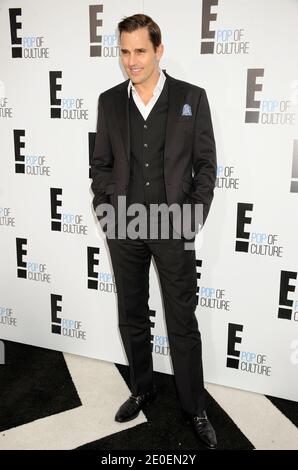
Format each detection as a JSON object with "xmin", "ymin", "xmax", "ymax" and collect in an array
[
  {"xmin": 115, "ymin": 390, "xmax": 157, "ymax": 423},
  {"xmin": 185, "ymin": 410, "xmax": 217, "ymax": 449}
]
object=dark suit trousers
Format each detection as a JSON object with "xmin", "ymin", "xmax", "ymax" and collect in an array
[{"xmin": 106, "ymin": 236, "xmax": 206, "ymax": 415}]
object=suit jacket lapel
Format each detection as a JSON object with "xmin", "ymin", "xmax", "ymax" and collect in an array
[
  {"xmin": 164, "ymin": 75, "xmax": 187, "ymax": 161},
  {"xmin": 116, "ymin": 82, "xmax": 130, "ymax": 164}
]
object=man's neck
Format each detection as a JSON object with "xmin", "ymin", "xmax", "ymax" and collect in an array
[{"xmin": 133, "ymin": 69, "xmax": 161, "ymax": 99}]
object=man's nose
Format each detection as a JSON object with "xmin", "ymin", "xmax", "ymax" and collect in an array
[{"xmin": 128, "ymin": 53, "xmax": 136, "ymax": 66}]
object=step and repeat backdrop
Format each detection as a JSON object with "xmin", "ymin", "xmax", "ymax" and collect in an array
[{"xmin": 1, "ymin": 0, "xmax": 298, "ymax": 401}]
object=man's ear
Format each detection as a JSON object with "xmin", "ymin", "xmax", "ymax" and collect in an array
[{"xmin": 156, "ymin": 43, "xmax": 164, "ymax": 61}]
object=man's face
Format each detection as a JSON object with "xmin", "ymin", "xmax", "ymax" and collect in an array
[{"xmin": 120, "ymin": 27, "xmax": 163, "ymax": 86}]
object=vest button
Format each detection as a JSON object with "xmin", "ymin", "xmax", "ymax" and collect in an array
[
  {"xmin": 144, "ymin": 143, "xmax": 148, "ymax": 148},
  {"xmin": 144, "ymin": 162, "xmax": 149, "ymax": 167},
  {"xmin": 145, "ymin": 181, "xmax": 150, "ymax": 186},
  {"xmin": 144, "ymin": 124, "xmax": 148, "ymax": 129}
]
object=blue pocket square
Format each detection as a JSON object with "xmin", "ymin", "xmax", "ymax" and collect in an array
[{"xmin": 181, "ymin": 104, "xmax": 192, "ymax": 116}]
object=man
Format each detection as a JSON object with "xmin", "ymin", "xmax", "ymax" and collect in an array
[{"xmin": 91, "ymin": 14, "xmax": 217, "ymax": 449}]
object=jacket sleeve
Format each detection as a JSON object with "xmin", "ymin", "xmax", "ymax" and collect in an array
[
  {"xmin": 191, "ymin": 88, "xmax": 217, "ymax": 224},
  {"xmin": 90, "ymin": 94, "xmax": 114, "ymax": 213}
]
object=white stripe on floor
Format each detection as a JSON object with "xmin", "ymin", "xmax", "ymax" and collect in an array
[
  {"xmin": 206, "ymin": 383, "xmax": 298, "ymax": 450},
  {"xmin": 0, "ymin": 354, "xmax": 146, "ymax": 450}
]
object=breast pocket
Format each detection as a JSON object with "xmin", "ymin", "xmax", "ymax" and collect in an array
[{"xmin": 176, "ymin": 116, "xmax": 193, "ymax": 123}]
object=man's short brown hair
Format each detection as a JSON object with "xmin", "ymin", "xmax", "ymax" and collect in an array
[{"xmin": 118, "ymin": 14, "xmax": 162, "ymax": 51}]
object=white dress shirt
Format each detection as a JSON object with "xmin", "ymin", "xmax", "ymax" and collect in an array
[{"xmin": 127, "ymin": 69, "xmax": 167, "ymax": 121}]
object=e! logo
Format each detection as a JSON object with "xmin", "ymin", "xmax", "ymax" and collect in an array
[
  {"xmin": 51, "ymin": 294, "xmax": 62, "ymax": 334},
  {"xmin": 9, "ymin": 8, "xmax": 22, "ymax": 58},
  {"xmin": 226, "ymin": 323, "xmax": 243, "ymax": 369},
  {"xmin": 245, "ymin": 69, "xmax": 264, "ymax": 123},
  {"xmin": 235, "ymin": 203, "xmax": 253, "ymax": 252},
  {"xmin": 290, "ymin": 140, "xmax": 298, "ymax": 193},
  {"xmin": 49, "ymin": 71, "xmax": 62, "ymax": 118},
  {"xmin": 201, "ymin": 0, "xmax": 218, "ymax": 54},
  {"xmin": 89, "ymin": 5, "xmax": 103, "ymax": 57},
  {"xmin": 278, "ymin": 271, "xmax": 297, "ymax": 320}
]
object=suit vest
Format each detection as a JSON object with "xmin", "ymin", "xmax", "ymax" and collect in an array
[{"xmin": 126, "ymin": 80, "xmax": 169, "ymax": 208}]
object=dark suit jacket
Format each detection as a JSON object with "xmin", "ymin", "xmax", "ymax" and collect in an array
[{"xmin": 91, "ymin": 72, "xmax": 217, "ymax": 228}]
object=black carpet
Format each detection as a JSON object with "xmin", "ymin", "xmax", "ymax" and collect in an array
[
  {"xmin": 1, "ymin": 340, "xmax": 297, "ymax": 451},
  {"xmin": 0, "ymin": 340, "xmax": 81, "ymax": 432},
  {"xmin": 266, "ymin": 395, "xmax": 298, "ymax": 427}
]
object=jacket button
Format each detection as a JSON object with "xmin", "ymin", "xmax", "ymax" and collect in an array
[{"xmin": 145, "ymin": 181, "xmax": 150, "ymax": 186}]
